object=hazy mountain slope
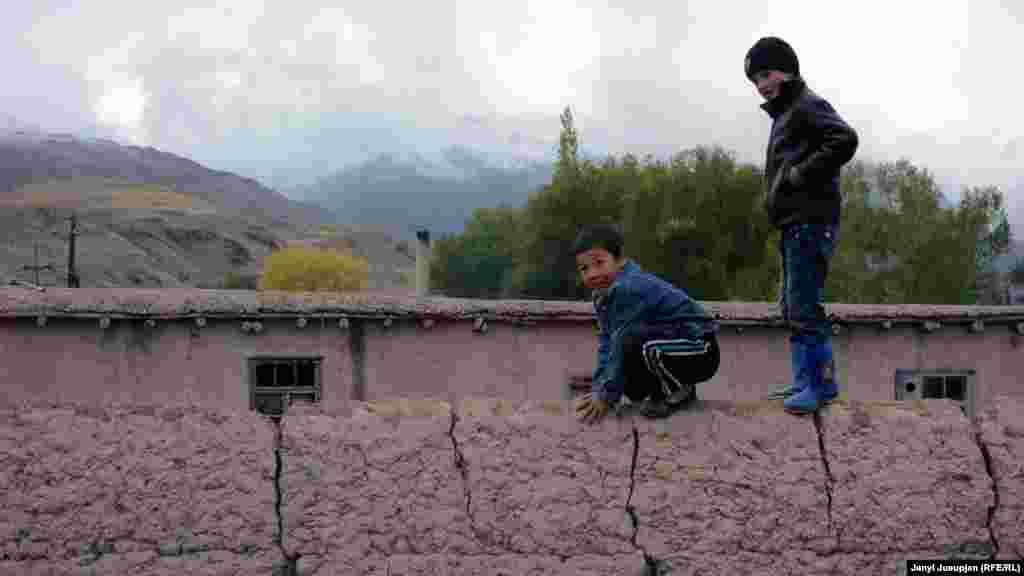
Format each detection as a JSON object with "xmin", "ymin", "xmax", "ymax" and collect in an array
[
  {"xmin": 0, "ymin": 129, "xmax": 378, "ymax": 288},
  {"xmin": 297, "ymin": 146, "xmax": 553, "ymax": 238}
]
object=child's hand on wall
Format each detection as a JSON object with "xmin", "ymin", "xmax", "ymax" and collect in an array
[{"xmin": 575, "ymin": 392, "xmax": 610, "ymax": 424}]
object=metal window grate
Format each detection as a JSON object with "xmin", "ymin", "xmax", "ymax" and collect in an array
[
  {"xmin": 249, "ymin": 356, "xmax": 322, "ymax": 416},
  {"xmin": 894, "ymin": 369, "xmax": 975, "ymax": 417}
]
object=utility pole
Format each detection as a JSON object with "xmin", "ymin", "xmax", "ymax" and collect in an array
[
  {"xmin": 22, "ymin": 243, "xmax": 55, "ymax": 285},
  {"xmin": 415, "ymin": 229, "xmax": 431, "ymax": 297},
  {"xmin": 66, "ymin": 213, "xmax": 80, "ymax": 288}
]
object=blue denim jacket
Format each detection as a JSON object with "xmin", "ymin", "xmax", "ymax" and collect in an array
[{"xmin": 591, "ymin": 260, "xmax": 719, "ymax": 404}]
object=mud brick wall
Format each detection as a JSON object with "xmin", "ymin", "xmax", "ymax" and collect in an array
[{"xmin": 1, "ymin": 397, "xmax": 1021, "ymax": 576}]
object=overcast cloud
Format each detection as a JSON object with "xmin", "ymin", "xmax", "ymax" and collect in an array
[{"xmin": 6, "ymin": 1, "xmax": 1023, "ymax": 228}]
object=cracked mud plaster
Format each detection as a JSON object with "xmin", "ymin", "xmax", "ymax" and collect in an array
[
  {"xmin": 4, "ymin": 396, "xmax": 1024, "ymax": 575},
  {"xmin": 0, "ymin": 401, "xmax": 280, "ymax": 576},
  {"xmin": 814, "ymin": 400, "xmax": 999, "ymax": 572},
  {"xmin": 627, "ymin": 424, "xmax": 672, "ymax": 575},
  {"xmin": 271, "ymin": 417, "xmax": 300, "ymax": 576},
  {"xmin": 278, "ymin": 399, "xmax": 465, "ymax": 574},
  {"xmin": 975, "ymin": 396, "xmax": 1024, "ymax": 560},
  {"xmin": 452, "ymin": 398, "xmax": 639, "ymax": 560},
  {"xmin": 811, "ymin": 411, "xmax": 836, "ymax": 546},
  {"xmin": 452, "ymin": 399, "xmax": 664, "ymax": 575},
  {"xmin": 974, "ymin": 421, "xmax": 1002, "ymax": 558},
  {"xmin": 631, "ymin": 400, "xmax": 831, "ymax": 573}
]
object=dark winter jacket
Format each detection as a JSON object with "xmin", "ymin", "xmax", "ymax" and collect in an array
[
  {"xmin": 591, "ymin": 260, "xmax": 719, "ymax": 404},
  {"xmin": 762, "ymin": 77, "xmax": 858, "ymax": 228}
]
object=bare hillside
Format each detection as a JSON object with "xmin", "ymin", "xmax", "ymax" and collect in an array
[{"xmin": 0, "ymin": 131, "xmax": 413, "ymax": 290}]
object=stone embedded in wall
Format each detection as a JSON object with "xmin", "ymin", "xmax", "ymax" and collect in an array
[{"xmin": 0, "ymin": 401, "xmax": 280, "ymax": 574}]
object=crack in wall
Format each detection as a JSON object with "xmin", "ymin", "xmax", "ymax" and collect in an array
[
  {"xmin": 972, "ymin": 425, "xmax": 1001, "ymax": 559},
  {"xmin": 447, "ymin": 407, "xmax": 502, "ymax": 549},
  {"xmin": 271, "ymin": 416, "xmax": 300, "ymax": 576},
  {"xmin": 448, "ymin": 408, "xmax": 471, "ymax": 519},
  {"xmin": 626, "ymin": 424, "xmax": 669, "ymax": 575},
  {"xmin": 446, "ymin": 406, "xmax": 540, "ymax": 554},
  {"xmin": 811, "ymin": 411, "xmax": 837, "ymax": 550}
]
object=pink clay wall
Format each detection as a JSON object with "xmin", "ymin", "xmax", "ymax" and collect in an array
[
  {"xmin": 2, "ymin": 315, "xmax": 1022, "ymax": 414},
  {"xmin": 0, "ymin": 318, "xmax": 353, "ymax": 410},
  {"xmin": 362, "ymin": 321, "xmax": 595, "ymax": 403},
  {"xmin": 1, "ymin": 397, "xmax": 1020, "ymax": 575}
]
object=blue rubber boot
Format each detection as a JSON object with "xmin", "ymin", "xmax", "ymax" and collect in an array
[
  {"xmin": 817, "ymin": 342, "xmax": 839, "ymax": 404},
  {"xmin": 767, "ymin": 344, "xmax": 806, "ymax": 399},
  {"xmin": 784, "ymin": 340, "xmax": 822, "ymax": 414}
]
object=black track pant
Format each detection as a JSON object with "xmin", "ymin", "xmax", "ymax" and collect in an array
[{"xmin": 618, "ymin": 324, "xmax": 720, "ymax": 403}]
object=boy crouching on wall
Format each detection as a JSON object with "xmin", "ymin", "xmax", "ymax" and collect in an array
[{"xmin": 573, "ymin": 224, "xmax": 721, "ymax": 424}]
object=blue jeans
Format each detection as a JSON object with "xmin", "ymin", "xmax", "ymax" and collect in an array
[{"xmin": 780, "ymin": 223, "xmax": 838, "ymax": 346}]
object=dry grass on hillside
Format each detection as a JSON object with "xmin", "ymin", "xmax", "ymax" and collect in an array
[
  {"xmin": 1, "ymin": 189, "xmax": 83, "ymax": 209},
  {"xmin": 109, "ymin": 186, "xmax": 198, "ymax": 211},
  {"xmin": 0, "ymin": 179, "xmax": 214, "ymax": 214}
]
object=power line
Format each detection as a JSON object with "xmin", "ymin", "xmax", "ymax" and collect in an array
[{"xmin": 66, "ymin": 212, "xmax": 80, "ymax": 288}]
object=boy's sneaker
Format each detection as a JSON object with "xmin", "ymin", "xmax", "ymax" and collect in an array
[
  {"xmin": 639, "ymin": 398, "xmax": 679, "ymax": 419},
  {"xmin": 640, "ymin": 388, "xmax": 697, "ymax": 420},
  {"xmin": 666, "ymin": 382, "xmax": 695, "ymax": 406}
]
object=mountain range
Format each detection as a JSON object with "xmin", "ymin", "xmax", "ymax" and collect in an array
[
  {"xmin": 2, "ymin": 116, "xmax": 1021, "ymax": 294},
  {"xmin": 0, "ymin": 123, "xmax": 553, "ymax": 291},
  {"xmin": 291, "ymin": 145, "xmax": 553, "ymax": 239},
  {"xmin": 0, "ymin": 126, "xmax": 371, "ymax": 289}
]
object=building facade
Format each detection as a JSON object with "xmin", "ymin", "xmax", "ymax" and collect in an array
[{"xmin": 2, "ymin": 287, "xmax": 1023, "ymax": 417}]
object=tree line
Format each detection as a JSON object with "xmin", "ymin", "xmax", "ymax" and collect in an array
[{"xmin": 429, "ymin": 107, "xmax": 1014, "ymax": 305}]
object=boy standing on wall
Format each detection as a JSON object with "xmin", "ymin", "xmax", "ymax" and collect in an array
[
  {"xmin": 744, "ymin": 37, "xmax": 858, "ymax": 414},
  {"xmin": 573, "ymin": 224, "xmax": 721, "ymax": 424}
]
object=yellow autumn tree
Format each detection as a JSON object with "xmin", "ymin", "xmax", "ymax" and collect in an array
[{"xmin": 258, "ymin": 245, "xmax": 369, "ymax": 292}]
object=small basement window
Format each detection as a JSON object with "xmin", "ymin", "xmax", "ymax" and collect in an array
[
  {"xmin": 249, "ymin": 356, "xmax": 322, "ymax": 416},
  {"xmin": 894, "ymin": 369, "xmax": 975, "ymax": 417}
]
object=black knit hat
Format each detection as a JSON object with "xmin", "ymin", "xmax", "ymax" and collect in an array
[{"xmin": 744, "ymin": 37, "xmax": 799, "ymax": 80}]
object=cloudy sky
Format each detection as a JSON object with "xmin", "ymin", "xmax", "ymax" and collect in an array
[{"xmin": 6, "ymin": 1, "xmax": 1023, "ymax": 229}]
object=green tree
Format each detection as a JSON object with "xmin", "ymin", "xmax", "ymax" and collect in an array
[
  {"xmin": 612, "ymin": 146, "xmax": 774, "ymax": 301},
  {"xmin": 429, "ymin": 206, "xmax": 524, "ymax": 298},
  {"xmin": 509, "ymin": 107, "xmax": 625, "ymax": 299},
  {"xmin": 825, "ymin": 159, "xmax": 1008, "ymax": 305},
  {"xmin": 429, "ymin": 108, "xmax": 1013, "ymax": 308},
  {"xmin": 964, "ymin": 187, "xmax": 1011, "ymax": 304}
]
